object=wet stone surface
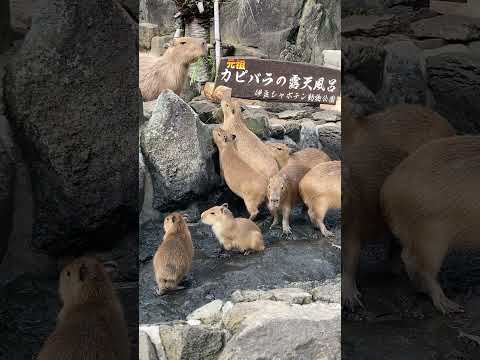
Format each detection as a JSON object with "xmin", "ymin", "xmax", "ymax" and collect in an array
[{"xmin": 139, "ymin": 205, "xmax": 341, "ymax": 324}]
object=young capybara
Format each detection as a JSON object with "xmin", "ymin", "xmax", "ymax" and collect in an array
[
  {"xmin": 267, "ymin": 159, "xmax": 310, "ymax": 235},
  {"xmin": 342, "ymin": 102, "xmax": 456, "ymax": 310},
  {"xmin": 213, "ymin": 127, "xmax": 267, "ymax": 220},
  {"xmin": 201, "ymin": 204, "xmax": 265, "ymax": 253},
  {"xmin": 153, "ymin": 212, "xmax": 193, "ymax": 295},
  {"xmin": 139, "ymin": 37, "xmax": 208, "ymax": 100},
  {"xmin": 299, "ymin": 161, "xmax": 341, "ymax": 237},
  {"xmin": 221, "ymin": 99, "xmax": 279, "ymax": 178},
  {"xmin": 290, "ymin": 148, "xmax": 331, "ymax": 169},
  {"xmin": 267, "ymin": 143, "xmax": 291, "ymax": 169},
  {"xmin": 37, "ymin": 257, "xmax": 129, "ymax": 360},
  {"xmin": 381, "ymin": 136, "xmax": 480, "ymax": 314}
]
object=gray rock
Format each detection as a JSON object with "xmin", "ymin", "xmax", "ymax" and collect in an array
[
  {"xmin": 343, "ymin": 75, "xmax": 382, "ymax": 117},
  {"xmin": 140, "ymin": 90, "xmax": 219, "ymax": 210},
  {"xmin": 423, "ymin": 44, "xmax": 470, "ymax": 59},
  {"xmin": 150, "ymin": 35, "xmax": 174, "ymax": 57},
  {"xmin": 343, "ymin": 39, "xmax": 386, "ymax": 92},
  {"xmin": 342, "ymin": 15, "xmax": 403, "ymax": 37},
  {"xmin": 159, "ymin": 322, "xmax": 224, "ymax": 360},
  {"xmin": 231, "ymin": 290, "xmax": 274, "ymax": 303},
  {"xmin": 317, "ymin": 123, "xmax": 341, "ymax": 160},
  {"xmin": 426, "ymin": 53, "xmax": 480, "ymax": 133},
  {"xmin": 139, "ymin": 151, "xmax": 146, "ymax": 211},
  {"xmin": 299, "ymin": 120, "xmax": 320, "ymax": 149},
  {"xmin": 189, "ymin": 97, "xmax": 220, "ymax": 124},
  {"xmin": 268, "ymin": 288, "xmax": 313, "ymax": 304},
  {"xmin": 379, "ymin": 41, "xmax": 426, "ymax": 106},
  {"xmin": 241, "ymin": 108, "xmax": 270, "ymax": 139},
  {"xmin": 322, "ymin": 50, "xmax": 342, "ymax": 69},
  {"xmin": 140, "ymin": 0, "xmax": 176, "ymax": 35},
  {"xmin": 187, "ymin": 300, "xmax": 224, "ymax": 325},
  {"xmin": 269, "ymin": 124, "xmax": 286, "ymax": 139},
  {"xmin": 139, "ymin": 330, "xmax": 159, "ymax": 360},
  {"xmin": 4, "ymin": 0, "xmax": 138, "ymax": 254},
  {"xmin": 143, "ymin": 100, "xmax": 156, "ymax": 121},
  {"xmin": 140, "ymin": 23, "xmax": 160, "ymax": 50},
  {"xmin": 411, "ymin": 15, "xmax": 480, "ymax": 42},
  {"xmin": 0, "ymin": 138, "xmax": 14, "ymax": 262},
  {"xmin": 311, "ymin": 276, "xmax": 341, "ymax": 304},
  {"xmin": 219, "ymin": 301, "xmax": 340, "ymax": 360},
  {"xmin": 232, "ymin": 44, "xmax": 268, "ymax": 59},
  {"xmin": 469, "ymin": 41, "xmax": 480, "ymax": 56},
  {"xmin": 413, "ymin": 38, "xmax": 447, "ymax": 50},
  {"xmin": 312, "ymin": 110, "xmax": 341, "ymax": 123},
  {"xmin": 278, "ymin": 109, "xmax": 308, "ymax": 120}
]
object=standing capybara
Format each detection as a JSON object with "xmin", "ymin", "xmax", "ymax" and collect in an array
[
  {"xmin": 201, "ymin": 204, "xmax": 265, "ymax": 253},
  {"xmin": 37, "ymin": 257, "xmax": 129, "ymax": 360},
  {"xmin": 290, "ymin": 148, "xmax": 331, "ymax": 169},
  {"xmin": 139, "ymin": 37, "xmax": 208, "ymax": 100},
  {"xmin": 342, "ymin": 101, "xmax": 456, "ymax": 310},
  {"xmin": 381, "ymin": 136, "xmax": 480, "ymax": 314},
  {"xmin": 153, "ymin": 212, "xmax": 193, "ymax": 295},
  {"xmin": 213, "ymin": 128, "xmax": 267, "ymax": 220},
  {"xmin": 267, "ymin": 159, "xmax": 310, "ymax": 235},
  {"xmin": 221, "ymin": 99, "xmax": 279, "ymax": 178},
  {"xmin": 299, "ymin": 161, "xmax": 341, "ymax": 237},
  {"xmin": 267, "ymin": 143, "xmax": 291, "ymax": 169}
]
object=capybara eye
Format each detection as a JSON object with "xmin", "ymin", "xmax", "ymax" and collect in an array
[
  {"xmin": 180, "ymin": 41, "xmax": 186, "ymax": 45},
  {"xmin": 66, "ymin": 271, "xmax": 70, "ymax": 277},
  {"xmin": 211, "ymin": 212, "xmax": 215, "ymax": 215}
]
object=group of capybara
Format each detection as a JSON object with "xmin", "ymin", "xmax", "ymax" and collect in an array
[
  {"xmin": 343, "ymin": 97, "xmax": 480, "ymax": 315},
  {"xmin": 153, "ymin": 96, "xmax": 341, "ymax": 296}
]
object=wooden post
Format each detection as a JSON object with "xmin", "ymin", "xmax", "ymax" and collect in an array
[{"xmin": 214, "ymin": 0, "xmax": 221, "ymax": 72}]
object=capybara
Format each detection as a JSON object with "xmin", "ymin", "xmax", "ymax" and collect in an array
[
  {"xmin": 201, "ymin": 204, "xmax": 265, "ymax": 253},
  {"xmin": 153, "ymin": 212, "xmax": 193, "ymax": 295},
  {"xmin": 299, "ymin": 161, "xmax": 341, "ymax": 236},
  {"xmin": 221, "ymin": 99, "xmax": 278, "ymax": 178},
  {"xmin": 213, "ymin": 127, "xmax": 267, "ymax": 220},
  {"xmin": 290, "ymin": 148, "xmax": 331, "ymax": 169},
  {"xmin": 267, "ymin": 159, "xmax": 310, "ymax": 235},
  {"xmin": 37, "ymin": 257, "xmax": 129, "ymax": 360},
  {"xmin": 381, "ymin": 136, "xmax": 480, "ymax": 314},
  {"xmin": 139, "ymin": 37, "xmax": 208, "ymax": 100},
  {"xmin": 267, "ymin": 143, "xmax": 291, "ymax": 169},
  {"xmin": 342, "ymin": 103, "xmax": 456, "ymax": 310}
]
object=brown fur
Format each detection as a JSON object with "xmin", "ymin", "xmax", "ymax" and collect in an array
[
  {"xmin": 201, "ymin": 204, "xmax": 265, "ymax": 252},
  {"xmin": 221, "ymin": 99, "xmax": 279, "ymax": 178},
  {"xmin": 37, "ymin": 257, "xmax": 129, "ymax": 360},
  {"xmin": 153, "ymin": 212, "xmax": 193, "ymax": 295},
  {"xmin": 299, "ymin": 161, "xmax": 341, "ymax": 236},
  {"xmin": 213, "ymin": 128, "xmax": 267, "ymax": 220},
  {"xmin": 290, "ymin": 148, "xmax": 331, "ymax": 169},
  {"xmin": 139, "ymin": 37, "xmax": 207, "ymax": 100},
  {"xmin": 342, "ymin": 102, "xmax": 456, "ymax": 309},
  {"xmin": 267, "ymin": 159, "xmax": 310, "ymax": 234},
  {"xmin": 381, "ymin": 136, "xmax": 480, "ymax": 314},
  {"xmin": 267, "ymin": 143, "xmax": 291, "ymax": 169}
]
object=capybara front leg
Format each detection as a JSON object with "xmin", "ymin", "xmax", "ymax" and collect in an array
[
  {"xmin": 282, "ymin": 206, "xmax": 292, "ymax": 235},
  {"xmin": 342, "ymin": 226, "xmax": 363, "ymax": 309}
]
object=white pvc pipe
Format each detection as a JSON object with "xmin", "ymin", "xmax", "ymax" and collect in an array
[{"xmin": 214, "ymin": 0, "xmax": 221, "ymax": 72}]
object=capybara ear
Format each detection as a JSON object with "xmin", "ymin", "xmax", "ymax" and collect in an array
[
  {"xmin": 182, "ymin": 213, "xmax": 190, "ymax": 222},
  {"xmin": 222, "ymin": 203, "xmax": 229, "ymax": 208},
  {"xmin": 102, "ymin": 261, "xmax": 117, "ymax": 278},
  {"xmin": 165, "ymin": 40, "xmax": 175, "ymax": 49}
]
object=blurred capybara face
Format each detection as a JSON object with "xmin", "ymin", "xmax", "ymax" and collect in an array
[
  {"xmin": 168, "ymin": 37, "xmax": 208, "ymax": 64},
  {"xmin": 163, "ymin": 212, "xmax": 186, "ymax": 233},
  {"xmin": 201, "ymin": 204, "xmax": 231, "ymax": 225},
  {"xmin": 59, "ymin": 257, "xmax": 107, "ymax": 304},
  {"xmin": 267, "ymin": 174, "xmax": 287, "ymax": 209},
  {"xmin": 268, "ymin": 143, "xmax": 290, "ymax": 166},
  {"xmin": 221, "ymin": 99, "xmax": 241, "ymax": 120},
  {"xmin": 212, "ymin": 128, "xmax": 236, "ymax": 148}
]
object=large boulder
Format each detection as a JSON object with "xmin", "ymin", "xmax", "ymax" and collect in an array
[
  {"xmin": 411, "ymin": 15, "xmax": 480, "ymax": 42},
  {"xmin": 219, "ymin": 300, "xmax": 340, "ymax": 360},
  {"xmin": 4, "ymin": 0, "xmax": 138, "ymax": 254},
  {"xmin": 427, "ymin": 53, "xmax": 480, "ymax": 134},
  {"xmin": 141, "ymin": 90, "xmax": 219, "ymax": 210}
]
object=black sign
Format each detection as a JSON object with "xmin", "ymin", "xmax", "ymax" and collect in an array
[{"xmin": 214, "ymin": 57, "xmax": 341, "ymax": 105}]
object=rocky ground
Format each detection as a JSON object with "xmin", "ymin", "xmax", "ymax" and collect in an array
[{"xmin": 342, "ymin": 2, "xmax": 480, "ymax": 359}]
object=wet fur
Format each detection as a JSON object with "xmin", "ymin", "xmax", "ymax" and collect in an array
[{"xmin": 37, "ymin": 257, "xmax": 129, "ymax": 360}]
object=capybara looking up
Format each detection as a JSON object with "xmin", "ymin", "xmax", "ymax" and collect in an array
[
  {"xmin": 213, "ymin": 127, "xmax": 267, "ymax": 220},
  {"xmin": 221, "ymin": 99, "xmax": 279, "ymax": 178},
  {"xmin": 153, "ymin": 212, "xmax": 193, "ymax": 295},
  {"xmin": 267, "ymin": 159, "xmax": 310, "ymax": 235},
  {"xmin": 37, "ymin": 257, "xmax": 129, "ymax": 360},
  {"xmin": 139, "ymin": 37, "xmax": 208, "ymax": 100},
  {"xmin": 381, "ymin": 136, "xmax": 480, "ymax": 314},
  {"xmin": 299, "ymin": 161, "xmax": 341, "ymax": 237},
  {"xmin": 268, "ymin": 143, "xmax": 291, "ymax": 169},
  {"xmin": 201, "ymin": 204, "xmax": 265, "ymax": 253}
]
